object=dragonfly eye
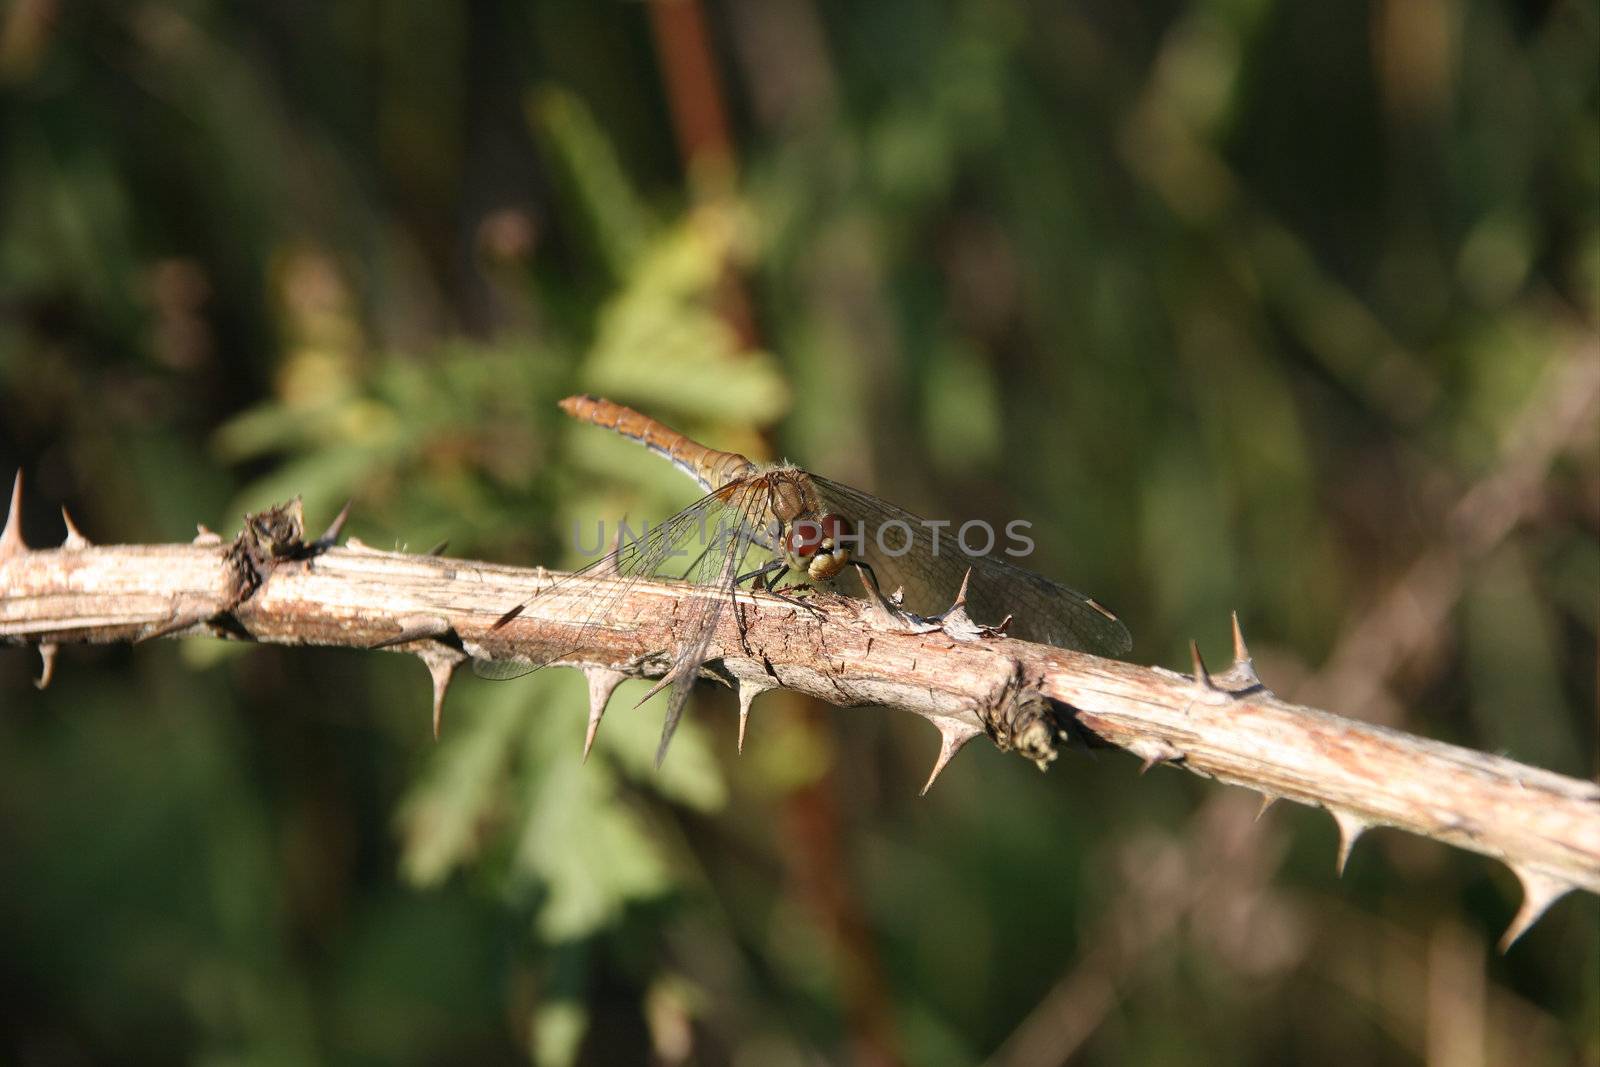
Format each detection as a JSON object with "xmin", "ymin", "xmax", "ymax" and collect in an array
[
  {"xmin": 785, "ymin": 518, "xmax": 824, "ymax": 557},
  {"xmin": 785, "ymin": 513, "xmax": 853, "ymax": 559}
]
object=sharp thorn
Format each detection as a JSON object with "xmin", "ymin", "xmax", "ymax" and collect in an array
[
  {"xmin": 952, "ymin": 567, "xmax": 972, "ymax": 609},
  {"xmin": 1128, "ymin": 737, "xmax": 1182, "ymax": 774},
  {"xmin": 1331, "ymin": 809, "xmax": 1370, "ymax": 876},
  {"xmin": 734, "ymin": 678, "xmax": 771, "ymax": 754},
  {"xmin": 1255, "ymin": 793, "xmax": 1278, "ymax": 821},
  {"xmin": 193, "ymin": 524, "xmax": 223, "ymax": 546},
  {"xmin": 1498, "ymin": 865, "xmax": 1576, "ymax": 952},
  {"xmin": 418, "ymin": 647, "xmax": 466, "ymax": 740},
  {"xmin": 60, "ymin": 506, "xmax": 91, "ymax": 549},
  {"xmin": 1230, "ymin": 612, "xmax": 1251, "ymax": 666},
  {"xmin": 920, "ymin": 719, "xmax": 982, "ymax": 795},
  {"xmin": 581, "ymin": 667, "xmax": 627, "ymax": 762},
  {"xmin": 34, "ymin": 642, "xmax": 58, "ymax": 689},
  {"xmin": 1189, "ymin": 640, "xmax": 1214, "ymax": 689},
  {"xmin": 426, "ymin": 539, "xmax": 450, "ymax": 557},
  {"xmin": 597, "ymin": 525, "xmax": 627, "ymax": 579},
  {"xmin": 314, "ymin": 498, "xmax": 353, "ymax": 548},
  {"xmin": 1, "ymin": 470, "xmax": 26, "ymax": 557}
]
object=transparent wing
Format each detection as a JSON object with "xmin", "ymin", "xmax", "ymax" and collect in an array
[
  {"xmin": 809, "ymin": 474, "xmax": 1132, "ymax": 657},
  {"xmin": 473, "ymin": 478, "xmax": 775, "ymax": 681},
  {"xmin": 642, "ymin": 479, "xmax": 772, "ymax": 765},
  {"xmin": 473, "ymin": 477, "xmax": 775, "ymax": 764}
]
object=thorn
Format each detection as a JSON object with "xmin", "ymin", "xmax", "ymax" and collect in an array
[
  {"xmin": 1222, "ymin": 610, "xmax": 1264, "ymax": 689},
  {"xmin": 952, "ymin": 567, "xmax": 972, "ymax": 609},
  {"xmin": 581, "ymin": 667, "xmax": 627, "ymax": 762},
  {"xmin": 734, "ymin": 678, "xmax": 771, "ymax": 754},
  {"xmin": 1, "ymin": 470, "xmax": 26, "ymax": 557},
  {"xmin": 60, "ymin": 506, "xmax": 90, "ymax": 549},
  {"xmin": 193, "ymin": 524, "xmax": 223, "ymax": 546},
  {"xmin": 1330, "ymin": 809, "xmax": 1370, "ymax": 876},
  {"xmin": 425, "ymin": 539, "xmax": 450, "ymax": 557},
  {"xmin": 34, "ymin": 642, "xmax": 58, "ymax": 689},
  {"xmin": 1255, "ymin": 793, "xmax": 1278, "ymax": 821},
  {"xmin": 1499, "ymin": 865, "xmax": 1576, "ymax": 951},
  {"xmin": 921, "ymin": 719, "xmax": 983, "ymax": 795},
  {"xmin": 1189, "ymin": 640, "xmax": 1214, "ymax": 689},
  {"xmin": 312, "ymin": 499, "xmax": 352, "ymax": 549},
  {"xmin": 1128, "ymin": 737, "xmax": 1183, "ymax": 774},
  {"xmin": 417, "ymin": 647, "xmax": 466, "ymax": 740},
  {"xmin": 597, "ymin": 525, "xmax": 627, "ymax": 579},
  {"xmin": 1231, "ymin": 611, "xmax": 1251, "ymax": 667},
  {"xmin": 372, "ymin": 614, "xmax": 452, "ymax": 650}
]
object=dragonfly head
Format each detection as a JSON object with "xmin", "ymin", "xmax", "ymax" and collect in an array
[{"xmin": 784, "ymin": 512, "xmax": 857, "ymax": 582}]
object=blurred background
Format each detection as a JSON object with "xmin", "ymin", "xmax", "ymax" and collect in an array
[{"xmin": 1, "ymin": 0, "xmax": 1596, "ymax": 1063}]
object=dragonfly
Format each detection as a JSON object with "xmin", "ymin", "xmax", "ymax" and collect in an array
[{"xmin": 477, "ymin": 395, "xmax": 1131, "ymax": 764}]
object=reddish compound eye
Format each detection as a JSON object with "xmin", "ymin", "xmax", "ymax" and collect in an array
[
  {"xmin": 785, "ymin": 519, "xmax": 823, "ymax": 558},
  {"xmin": 785, "ymin": 513, "xmax": 850, "ymax": 558}
]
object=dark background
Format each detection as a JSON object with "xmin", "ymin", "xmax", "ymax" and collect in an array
[{"xmin": 1, "ymin": 0, "xmax": 1596, "ymax": 1063}]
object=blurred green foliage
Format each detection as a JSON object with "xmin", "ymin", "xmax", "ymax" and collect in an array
[{"xmin": 1, "ymin": 1, "xmax": 1596, "ymax": 1064}]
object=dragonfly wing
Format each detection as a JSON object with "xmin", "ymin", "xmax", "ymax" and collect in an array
[
  {"xmin": 471, "ymin": 480, "xmax": 765, "ymax": 680},
  {"xmin": 811, "ymin": 475, "xmax": 1132, "ymax": 656},
  {"xmin": 648, "ymin": 480, "xmax": 772, "ymax": 765},
  {"xmin": 474, "ymin": 476, "xmax": 777, "ymax": 764}
]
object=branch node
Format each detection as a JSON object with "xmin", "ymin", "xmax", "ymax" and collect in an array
[{"xmin": 976, "ymin": 669, "xmax": 1061, "ymax": 769}]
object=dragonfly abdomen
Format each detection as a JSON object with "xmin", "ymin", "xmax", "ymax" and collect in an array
[{"xmin": 560, "ymin": 394, "xmax": 754, "ymax": 491}]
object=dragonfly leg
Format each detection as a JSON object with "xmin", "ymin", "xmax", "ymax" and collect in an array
[
  {"xmin": 736, "ymin": 558, "xmax": 789, "ymax": 588},
  {"xmin": 767, "ymin": 586, "xmax": 826, "ymax": 619}
]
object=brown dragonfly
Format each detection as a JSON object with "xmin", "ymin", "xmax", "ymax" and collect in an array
[{"xmin": 478, "ymin": 395, "xmax": 1130, "ymax": 764}]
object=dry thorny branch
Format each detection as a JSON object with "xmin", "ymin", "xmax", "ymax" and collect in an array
[{"xmin": 1, "ymin": 471, "xmax": 1596, "ymax": 952}]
